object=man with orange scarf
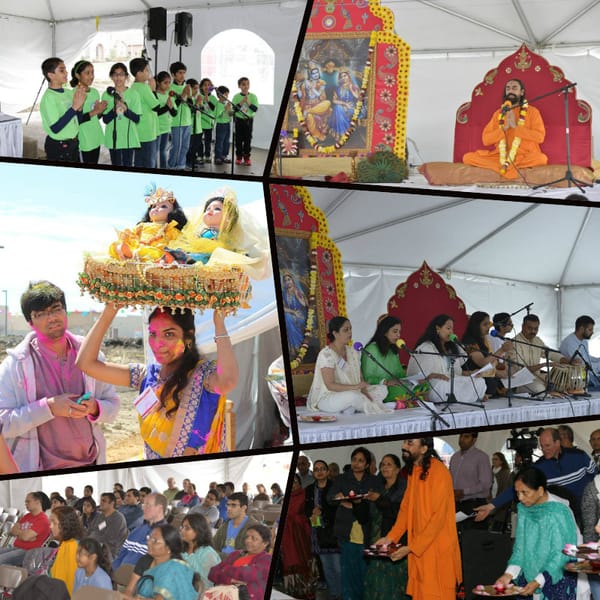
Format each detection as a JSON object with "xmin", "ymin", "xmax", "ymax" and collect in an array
[
  {"xmin": 463, "ymin": 79, "xmax": 547, "ymax": 179},
  {"xmin": 376, "ymin": 438, "xmax": 461, "ymax": 600}
]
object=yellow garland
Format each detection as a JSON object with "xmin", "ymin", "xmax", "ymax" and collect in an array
[
  {"xmin": 292, "ymin": 32, "xmax": 377, "ymax": 154},
  {"xmin": 498, "ymin": 101, "xmax": 528, "ymax": 174}
]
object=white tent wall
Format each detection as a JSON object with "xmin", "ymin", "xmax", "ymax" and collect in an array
[
  {"xmin": 0, "ymin": 452, "xmax": 293, "ymax": 510},
  {"xmin": 0, "ymin": 4, "xmax": 305, "ymax": 149},
  {"xmin": 343, "ymin": 266, "xmax": 559, "ymax": 350},
  {"xmin": 202, "ymin": 324, "xmax": 284, "ymax": 449},
  {"xmin": 407, "ymin": 50, "xmax": 600, "ymax": 165},
  {"xmin": 0, "ymin": 15, "xmax": 53, "ymax": 113}
]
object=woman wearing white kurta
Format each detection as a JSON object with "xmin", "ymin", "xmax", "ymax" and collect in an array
[
  {"xmin": 307, "ymin": 317, "xmax": 389, "ymax": 414},
  {"xmin": 406, "ymin": 314, "xmax": 486, "ymax": 404}
]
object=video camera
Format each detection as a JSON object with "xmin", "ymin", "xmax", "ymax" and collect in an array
[{"xmin": 506, "ymin": 427, "xmax": 543, "ymax": 468}]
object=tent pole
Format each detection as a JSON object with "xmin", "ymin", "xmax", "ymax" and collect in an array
[{"xmin": 556, "ymin": 285, "xmax": 562, "ymax": 350}]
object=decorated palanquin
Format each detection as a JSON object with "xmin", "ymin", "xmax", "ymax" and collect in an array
[
  {"xmin": 420, "ymin": 44, "xmax": 594, "ymax": 186},
  {"xmin": 271, "ymin": 184, "xmax": 346, "ymax": 397},
  {"xmin": 281, "ymin": 0, "xmax": 409, "ymax": 173},
  {"xmin": 387, "ymin": 261, "xmax": 468, "ymax": 362}
]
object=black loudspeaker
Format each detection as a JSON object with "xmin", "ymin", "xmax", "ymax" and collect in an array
[
  {"xmin": 148, "ymin": 7, "xmax": 167, "ymax": 41},
  {"xmin": 175, "ymin": 12, "xmax": 193, "ymax": 47},
  {"xmin": 460, "ymin": 530, "xmax": 513, "ymax": 599}
]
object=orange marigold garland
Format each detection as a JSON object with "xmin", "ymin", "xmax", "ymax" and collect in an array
[
  {"xmin": 289, "ymin": 246, "xmax": 318, "ymax": 370},
  {"xmin": 498, "ymin": 100, "xmax": 528, "ymax": 174}
]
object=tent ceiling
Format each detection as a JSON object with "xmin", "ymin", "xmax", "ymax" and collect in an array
[
  {"xmin": 1, "ymin": 0, "xmax": 283, "ymax": 22},
  {"xmin": 310, "ymin": 188, "xmax": 600, "ymax": 287},
  {"xmin": 386, "ymin": 0, "xmax": 600, "ymax": 53}
]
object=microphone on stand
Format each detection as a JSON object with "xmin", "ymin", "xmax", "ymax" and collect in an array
[
  {"xmin": 106, "ymin": 86, "xmax": 122, "ymax": 102},
  {"xmin": 500, "ymin": 100, "xmax": 513, "ymax": 114}
]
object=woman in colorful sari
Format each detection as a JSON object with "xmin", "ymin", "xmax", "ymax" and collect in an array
[
  {"xmin": 329, "ymin": 69, "xmax": 364, "ymax": 140},
  {"xmin": 76, "ymin": 304, "xmax": 238, "ymax": 458},
  {"xmin": 494, "ymin": 468, "xmax": 577, "ymax": 599}
]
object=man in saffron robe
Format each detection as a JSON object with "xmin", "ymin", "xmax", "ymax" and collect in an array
[
  {"xmin": 376, "ymin": 437, "xmax": 462, "ymax": 600},
  {"xmin": 463, "ymin": 79, "xmax": 547, "ymax": 179}
]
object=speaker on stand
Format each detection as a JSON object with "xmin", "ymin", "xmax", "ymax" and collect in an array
[
  {"xmin": 147, "ymin": 7, "xmax": 167, "ymax": 72},
  {"xmin": 174, "ymin": 12, "xmax": 193, "ymax": 60}
]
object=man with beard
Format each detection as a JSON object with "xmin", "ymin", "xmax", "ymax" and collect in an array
[
  {"xmin": 463, "ymin": 79, "xmax": 547, "ymax": 178},
  {"xmin": 560, "ymin": 315, "xmax": 600, "ymax": 389},
  {"xmin": 0, "ymin": 281, "xmax": 119, "ymax": 472},
  {"xmin": 376, "ymin": 438, "xmax": 461, "ymax": 600}
]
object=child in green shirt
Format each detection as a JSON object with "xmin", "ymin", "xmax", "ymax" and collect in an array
[
  {"xmin": 168, "ymin": 61, "xmax": 192, "ymax": 170},
  {"xmin": 155, "ymin": 71, "xmax": 177, "ymax": 169},
  {"xmin": 130, "ymin": 57, "xmax": 160, "ymax": 168},
  {"xmin": 214, "ymin": 85, "xmax": 233, "ymax": 165},
  {"xmin": 70, "ymin": 60, "xmax": 107, "ymax": 164},
  {"xmin": 40, "ymin": 57, "xmax": 86, "ymax": 162},
  {"xmin": 232, "ymin": 77, "xmax": 258, "ymax": 166}
]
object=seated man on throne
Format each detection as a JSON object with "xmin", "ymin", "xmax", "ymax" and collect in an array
[{"xmin": 463, "ymin": 79, "xmax": 548, "ymax": 179}]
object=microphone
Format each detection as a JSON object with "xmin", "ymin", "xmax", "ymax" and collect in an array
[
  {"xmin": 500, "ymin": 100, "xmax": 513, "ymax": 115},
  {"xmin": 353, "ymin": 342, "xmax": 363, "ymax": 352},
  {"xmin": 490, "ymin": 329, "xmax": 506, "ymax": 340},
  {"xmin": 395, "ymin": 339, "xmax": 414, "ymax": 354},
  {"xmin": 570, "ymin": 342, "xmax": 584, "ymax": 364},
  {"xmin": 107, "ymin": 86, "xmax": 122, "ymax": 102}
]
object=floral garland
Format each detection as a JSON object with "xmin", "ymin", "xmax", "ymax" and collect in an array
[
  {"xmin": 290, "ymin": 246, "xmax": 318, "ymax": 370},
  {"xmin": 279, "ymin": 130, "xmax": 299, "ymax": 156},
  {"xmin": 292, "ymin": 32, "xmax": 376, "ymax": 154},
  {"xmin": 498, "ymin": 100, "xmax": 528, "ymax": 174}
]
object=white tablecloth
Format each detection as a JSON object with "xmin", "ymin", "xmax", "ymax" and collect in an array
[
  {"xmin": 297, "ymin": 393, "xmax": 600, "ymax": 443},
  {"xmin": 0, "ymin": 113, "xmax": 23, "ymax": 158}
]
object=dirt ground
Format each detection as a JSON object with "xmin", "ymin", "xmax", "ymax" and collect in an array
[{"xmin": 0, "ymin": 336, "xmax": 146, "ymax": 464}]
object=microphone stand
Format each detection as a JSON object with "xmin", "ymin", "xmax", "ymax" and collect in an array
[
  {"xmin": 409, "ymin": 348, "xmax": 488, "ymax": 415},
  {"xmin": 511, "ymin": 302, "xmax": 533, "ymax": 318},
  {"xmin": 360, "ymin": 345, "xmax": 450, "ymax": 430},
  {"xmin": 528, "ymin": 82, "xmax": 589, "ymax": 191},
  {"xmin": 572, "ymin": 348, "xmax": 592, "ymax": 415}
]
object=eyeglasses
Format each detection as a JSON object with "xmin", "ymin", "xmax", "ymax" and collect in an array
[
  {"xmin": 31, "ymin": 305, "xmax": 65, "ymax": 320},
  {"xmin": 180, "ymin": 524, "xmax": 192, "ymax": 531},
  {"xmin": 146, "ymin": 536, "xmax": 164, "ymax": 544}
]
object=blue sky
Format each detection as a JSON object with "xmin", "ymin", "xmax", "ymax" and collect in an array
[{"xmin": 0, "ymin": 162, "xmax": 273, "ymax": 317}]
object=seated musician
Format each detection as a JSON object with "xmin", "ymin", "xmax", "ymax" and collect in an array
[
  {"xmin": 463, "ymin": 79, "xmax": 547, "ymax": 179},
  {"xmin": 507, "ymin": 314, "xmax": 569, "ymax": 395},
  {"xmin": 559, "ymin": 315, "xmax": 600, "ymax": 389}
]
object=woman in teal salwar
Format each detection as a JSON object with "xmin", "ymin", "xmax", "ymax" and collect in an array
[
  {"xmin": 135, "ymin": 524, "xmax": 198, "ymax": 600},
  {"xmin": 494, "ymin": 468, "xmax": 577, "ymax": 600}
]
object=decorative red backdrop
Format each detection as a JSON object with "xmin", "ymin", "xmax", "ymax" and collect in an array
[{"xmin": 454, "ymin": 44, "xmax": 592, "ymax": 168}]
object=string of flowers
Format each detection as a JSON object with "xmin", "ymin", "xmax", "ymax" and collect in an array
[
  {"xmin": 498, "ymin": 100, "xmax": 528, "ymax": 174},
  {"xmin": 290, "ymin": 246, "xmax": 318, "ymax": 370},
  {"xmin": 291, "ymin": 32, "xmax": 376, "ymax": 154}
]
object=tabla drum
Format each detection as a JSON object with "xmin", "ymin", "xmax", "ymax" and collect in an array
[{"xmin": 550, "ymin": 365, "xmax": 586, "ymax": 394}]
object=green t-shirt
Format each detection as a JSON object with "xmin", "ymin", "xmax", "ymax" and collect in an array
[
  {"xmin": 40, "ymin": 87, "xmax": 79, "ymax": 140},
  {"xmin": 199, "ymin": 94, "xmax": 217, "ymax": 130},
  {"xmin": 215, "ymin": 100, "xmax": 232, "ymax": 125},
  {"xmin": 101, "ymin": 87, "xmax": 141, "ymax": 150},
  {"xmin": 232, "ymin": 92, "xmax": 258, "ymax": 119},
  {"xmin": 156, "ymin": 91, "xmax": 173, "ymax": 135},
  {"xmin": 169, "ymin": 82, "xmax": 192, "ymax": 127},
  {"xmin": 130, "ymin": 81, "xmax": 159, "ymax": 142},
  {"xmin": 78, "ymin": 87, "xmax": 104, "ymax": 151}
]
